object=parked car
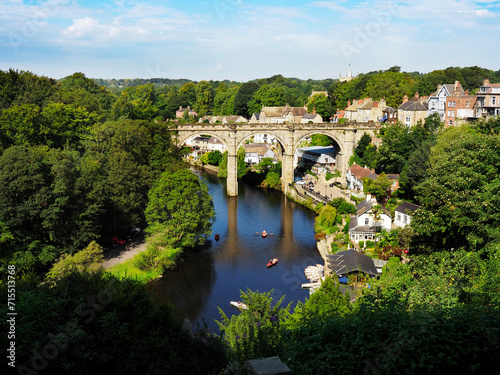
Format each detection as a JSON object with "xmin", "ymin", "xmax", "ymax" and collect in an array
[
  {"xmin": 112, "ymin": 237, "xmax": 126, "ymax": 246},
  {"xmin": 329, "ymin": 182, "xmax": 342, "ymax": 187}
]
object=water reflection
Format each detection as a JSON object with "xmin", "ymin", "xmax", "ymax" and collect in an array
[{"xmin": 149, "ymin": 169, "xmax": 322, "ymax": 332}]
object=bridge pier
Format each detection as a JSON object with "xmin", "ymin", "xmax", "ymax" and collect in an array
[
  {"xmin": 281, "ymin": 153, "xmax": 294, "ymax": 195},
  {"xmin": 227, "ymin": 153, "xmax": 238, "ymax": 196}
]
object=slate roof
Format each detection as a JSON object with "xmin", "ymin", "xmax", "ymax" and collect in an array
[
  {"xmin": 398, "ymin": 100, "xmax": 428, "ymax": 111},
  {"xmin": 327, "ymin": 250, "xmax": 378, "ymax": 276},
  {"xmin": 356, "ymin": 199, "xmax": 391, "ymax": 217},
  {"xmin": 302, "ymin": 113, "xmax": 319, "ymax": 119},
  {"xmin": 395, "ymin": 202, "xmax": 420, "ymax": 214}
]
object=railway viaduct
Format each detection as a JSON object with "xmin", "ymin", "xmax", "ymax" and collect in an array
[{"xmin": 173, "ymin": 122, "xmax": 379, "ymax": 196}]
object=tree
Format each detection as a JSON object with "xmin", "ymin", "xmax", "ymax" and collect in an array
[
  {"xmin": 306, "ymin": 93, "xmax": 331, "ymax": 119},
  {"xmin": 362, "ymin": 70, "xmax": 415, "ymax": 108},
  {"xmin": 46, "ymin": 241, "xmax": 104, "ymax": 281},
  {"xmin": 412, "ymin": 125, "xmax": 500, "ymax": 253},
  {"xmin": 310, "ymin": 134, "xmax": 333, "ymax": 147},
  {"xmin": 145, "ymin": 169, "xmax": 215, "ymax": 249},
  {"xmin": 233, "ymin": 82, "xmax": 259, "ymax": 117},
  {"xmin": 363, "ymin": 173, "xmax": 392, "ymax": 203},
  {"xmin": 194, "ymin": 80, "xmax": 214, "ymax": 116}
]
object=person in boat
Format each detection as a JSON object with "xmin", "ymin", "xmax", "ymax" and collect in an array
[
  {"xmin": 215, "ymin": 233, "xmax": 220, "ymax": 241},
  {"xmin": 262, "ymin": 230, "xmax": 267, "ymax": 237}
]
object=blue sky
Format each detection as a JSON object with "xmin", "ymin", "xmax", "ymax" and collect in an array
[{"xmin": 1, "ymin": 0, "xmax": 499, "ymax": 81}]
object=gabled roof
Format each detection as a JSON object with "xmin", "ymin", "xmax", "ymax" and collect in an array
[
  {"xmin": 252, "ymin": 113, "xmax": 260, "ymax": 120},
  {"xmin": 398, "ymin": 100, "xmax": 428, "ymax": 111},
  {"xmin": 243, "ymin": 143, "xmax": 272, "ymax": 156},
  {"xmin": 290, "ymin": 107, "xmax": 307, "ymax": 116},
  {"xmin": 356, "ymin": 199, "xmax": 391, "ymax": 217},
  {"xmin": 302, "ymin": 113, "xmax": 319, "ymax": 119},
  {"xmin": 395, "ymin": 202, "xmax": 420, "ymax": 214},
  {"xmin": 327, "ymin": 250, "xmax": 378, "ymax": 276},
  {"xmin": 224, "ymin": 115, "xmax": 247, "ymax": 123},
  {"xmin": 348, "ymin": 163, "xmax": 375, "ymax": 180}
]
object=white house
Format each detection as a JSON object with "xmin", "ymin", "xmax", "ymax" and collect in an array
[
  {"xmin": 394, "ymin": 202, "xmax": 420, "ymax": 228},
  {"xmin": 254, "ymin": 133, "xmax": 277, "ymax": 144},
  {"xmin": 346, "ymin": 163, "xmax": 375, "ymax": 192},
  {"xmin": 427, "ymin": 81, "xmax": 465, "ymax": 121},
  {"xmin": 243, "ymin": 144, "xmax": 275, "ymax": 165},
  {"xmin": 349, "ymin": 195, "xmax": 392, "ymax": 243}
]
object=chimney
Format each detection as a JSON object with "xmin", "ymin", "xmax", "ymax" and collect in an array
[
  {"xmin": 366, "ymin": 193, "xmax": 371, "ymax": 202},
  {"xmin": 415, "ymin": 92, "xmax": 419, "ymax": 99},
  {"xmin": 373, "ymin": 101, "xmax": 379, "ymax": 108},
  {"xmin": 347, "ymin": 100, "xmax": 351, "ymax": 107},
  {"xmin": 179, "ymin": 106, "xmax": 182, "ymax": 110},
  {"xmin": 454, "ymin": 81, "xmax": 461, "ymax": 94},
  {"xmin": 403, "ymin": 95, "xmax": 408, "ymax": 103},
  {"xmin": 484, "ymin": 79, "xmax": 490, "ymax": 86},
  {"xmin": 465, "ymin": 89, "xmax": 469, "ymax": 96},
  {"xmin": 187, "ymin": 106, "xmax": 191, "ymax": 110}
]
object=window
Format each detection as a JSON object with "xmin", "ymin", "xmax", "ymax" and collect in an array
[
  {"xmin": 397, "ymin": 213, "xmax": 401, "ymax": 221},
  {"xmin": 447, "ymin": 110, "xmax": 451, "ymax": 117},
  {"xmin": 492, "ymin": 97, "xmax": 497, "ymax": 106},
  {"xmin": 466, "ymin": 101, "xmax": 469, "ymax": 107},
  {"xmin": 451, "ymin": 110, "xmax": 455, "ymax": 117},
  {"xmin": 452, "ymin": 101, "xmax": 456, "ymax": 107},
  {"xmin": 449, "ymin": 120, "xmax": 453, "ymax": 126},
  {"xmin": 365, "ymin": 218, "xmax": 369, "ymax": 225},
  {"xmin": 403, "ymin": 215, "xmax": 407, "ymax": 224},
  {"xmin": 405, "ymin": 116, "xmax": 411, "ymax": 126},
  {"xmin": 448, "ymin": 101, "xmax": 452, "ymax": 106}
]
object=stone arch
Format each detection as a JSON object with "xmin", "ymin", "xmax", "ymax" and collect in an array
[
  {"xmin": 235, "ymin": 130, "xmax": 287, "ymax": 152},
  {"xmin": 176, "ymin": 131, "xmax": 229, "ymax": 150},
  {"xmin": 292, "ymin": 130, "xmax": 344, "ymax": 155}
]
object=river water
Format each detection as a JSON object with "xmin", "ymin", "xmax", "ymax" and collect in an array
[{"xmin": 148, "ymin": 169, "xmax": 322, "ymax": 333}]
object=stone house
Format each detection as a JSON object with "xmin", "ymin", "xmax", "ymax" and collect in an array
[
  {"xmin": 398, "ymin": 93, "xmax": 428, "ymax": 127},
  {"xmin": 295, "ymin": 146, "xmax": 337, "ymax": 174},
  {"xmin": 301, "ymin": 113, "xmax": 323, "ymax": 123},
  {"xmin": 176, "ymin": 106, "xmax": 197, "ymax": 119},
  {"xmin": 243, "ymin": 143, "xmax": 275, "ymax": 165}
]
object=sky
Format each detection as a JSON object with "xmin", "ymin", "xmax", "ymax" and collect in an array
[{"xmin": 1, "ymin": 0, "xmax": 499, "ymax": 81}]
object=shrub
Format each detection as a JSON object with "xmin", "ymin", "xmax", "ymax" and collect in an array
[
  {"xmin": 359, "ymin": 241, "xmax": 365, "ymax": 248},
  {"xmin": 366, "ymin": 240, "xmax": 375, "ymax": 248}
]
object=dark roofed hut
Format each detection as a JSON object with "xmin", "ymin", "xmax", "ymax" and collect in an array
[{"xmin": 327, "ymin": 250, "xmax": 378, "ymax": 278}]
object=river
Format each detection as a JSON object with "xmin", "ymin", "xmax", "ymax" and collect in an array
[{"xmin": 148, "ymin": 169, "xmax": 323, "ymax": 333}]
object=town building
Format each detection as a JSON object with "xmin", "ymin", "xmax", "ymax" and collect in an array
[
  {"xmin": 295, "ymin": 146, "xmax": 337, "ymax": 174},
  {"xmin": 243, "ymin": 143, "xmax": 275, "ymax": 165},
  {"xmin": 346, "ymin": 163, "xmax": 375, "ymax": 192},
  {"xmin": 349, "ymin": 195, "xmax": 392, "ymax": 243},
  {"xmin": 253, "ymin": 133, "xmax": 277, "ymax": 144},
  {"xmin": 398, "ymin": 93, "xmax": 428, "ymax": 127},
  {"xmin": 394, "ymin": 202, "xmax": 420, "ymax": 228},
  {"xmin": 475, "ymin": 79, "xmax": 500, "ymax": 119},
  {"xmin": 427, "ymin": 81, "xmax": 465, "ymax": 121},
  {"xmin": 176, "ymin": 106, "xmax": 197, "ymax": 119}
]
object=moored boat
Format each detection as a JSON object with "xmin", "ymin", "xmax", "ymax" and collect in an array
[
  {"xmin": 266, "ymin": 258, "xmax": 278, "ymax": 268},
  {"xmin": 215, "ymin": 233, "xmax": 220, "ymax": 241},
  {"xmin": 230, "ymin": 301, "xmax": 248, "ymax": 310}
]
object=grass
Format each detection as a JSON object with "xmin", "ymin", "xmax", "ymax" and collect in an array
[{"xmin": 106, "ymin": 257, "xmax": 161, "ymax": 283}]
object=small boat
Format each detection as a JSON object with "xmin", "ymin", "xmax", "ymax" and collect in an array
[
  {"xmin": 262, "ymin": 230, "xmax": 268, "ymax": 238},
  {"xmin": 214, "ymin": 233, "xmax": 220, "ymax": 241},
  {"xmin": 230, "ymin": 301, "xmax": 248, "ymax": 310},
  {"xmin": 266, "ymin": 258, "xmax": 278, "ymax": 268}
]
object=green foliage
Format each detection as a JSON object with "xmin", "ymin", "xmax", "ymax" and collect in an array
[
  {"xmin": 412, "ymin": 124, "xmax": 500, "ymax": 253},
  {"xmin": 306, "ymin": 93, "xmax": 331, "ymax": 119},
  {"xmin": 363, "ymin": 172, "xmax": 392, "ymax": 203},
  {"xmin": 310, "ymin": 134, "xmax": 333, "ymax": 146},
  {"xmin": 0, "ymin": 272, "xmax": 228, "ymax": 374},
  {"xmin": 206, "ymin": 150, "xmax": 223, "ymax": 166},
  {"xmin": 217, "ymin": 151, "xmax": 228, "ymax": 178},
  {"xmin": 46, "ymin": 241, "xmax": 104, "ymax": 281},
  {"xmin": 145, "ymin": 169, "xmax": 215, "ymax": 249},
  {"xmin": 217, "ymin": 289, "xmax": 290, "ymax": 362}
]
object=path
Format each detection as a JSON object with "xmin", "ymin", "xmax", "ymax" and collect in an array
[{"xmin": 102, "ymin": 235, "xmax": 147, "ymax": 269}]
